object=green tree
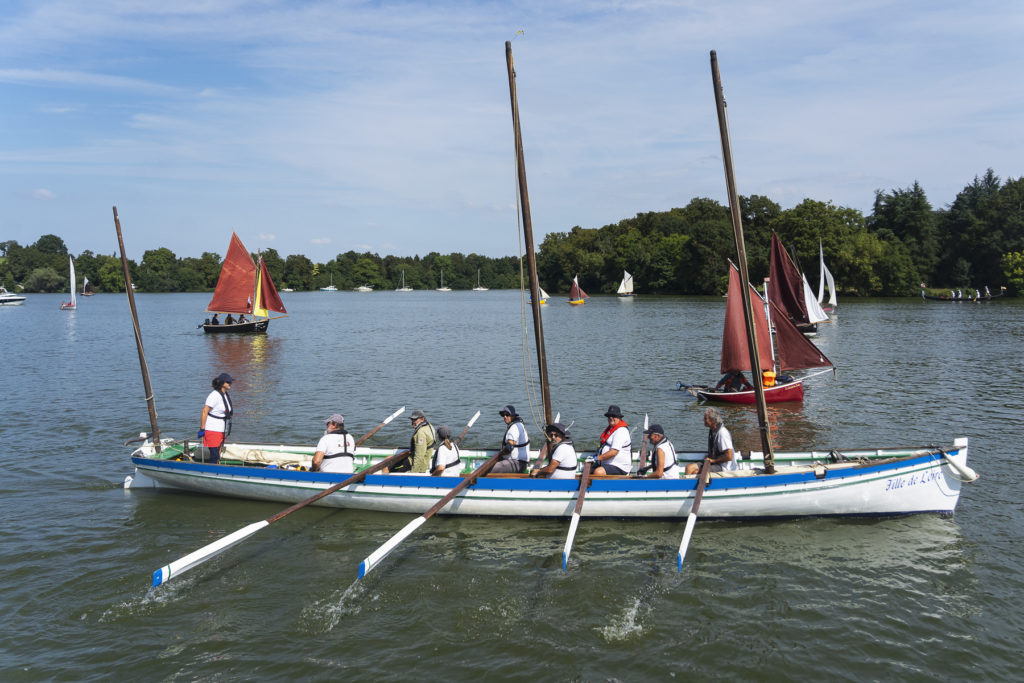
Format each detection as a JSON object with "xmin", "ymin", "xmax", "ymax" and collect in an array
[
  {"xmin": 869, "ymin": 182, "xmax": 937, "ymax": 283},
  {"xmin": 137, "ymin": 247, "xmax": 179, "ymax": 292},
  {"xmin": 25, "ymin": 266, "xmax": 63, "ymax": 292}
]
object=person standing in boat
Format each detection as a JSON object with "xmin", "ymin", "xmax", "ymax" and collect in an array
[
  {"xmin": 530, "ymin": 422, "xmax": 578, "ymax": 479},
  {"xmin": 592, "ymin": 405, "xmax": 632, "ymax": 476},
  {"xmin": 686, "ymin": 407, "xmax": 733, "ymax": 475},
  {"xmin": 198, "ymin": 372, "xmax": 234, "ymax": 464},
  {"xmin": 492, "ymin": 404, "xmax": 530, "ymax": 473},
  {"xmin": 389, "ymin": 409, "xmax": 435, "ymax": 473},
  {"xmin": 430, "ymin": 426, "xmax": 462, "ymax": 477},
  {"xmin": 643, "ymin": 424, "xmax": 678, "ymax": 479},
  {"xmin": 311, "ymin": 414, "xmax": 356, "ymax": 473}
]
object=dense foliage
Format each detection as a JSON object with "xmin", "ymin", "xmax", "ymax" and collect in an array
[{"xmin": 2, "ymin": 169, "xmax": 1022, "ymax": 296}]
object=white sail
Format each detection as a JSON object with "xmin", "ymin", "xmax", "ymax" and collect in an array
[
  {"xmin": 802, "ymin": 274, "xmax": 829, "ymax": 323},
  {"xmin": 616, "ymin": 270, "xmax": 634, "ymax": 295},
  {"xmin": 68, "ymin": 258, "xmax": 77, "ymax": 307},
  {"xmin": 817, "ymin": 242, "xmax": 837, "ymax": 307}
]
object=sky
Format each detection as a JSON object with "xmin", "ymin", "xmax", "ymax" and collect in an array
[{"xmin": 1, "ymin": 1, "xmax": 1022, "ymax": 263}]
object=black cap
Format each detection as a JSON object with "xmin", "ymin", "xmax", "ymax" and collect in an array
[
  {"xmin": 603, "ymin": 404, "xmax": 622, "ymax": 418},
  {"xmin": 499, "ymin": 404, "xmax": 517, "ymax": 417},
  {"xmin": 215, "ymin": 372, "xmax": 235, "ymax": 383},
  {"xmin": 644, "ymin": 423, "xmax": 665, "ymax": 436}
]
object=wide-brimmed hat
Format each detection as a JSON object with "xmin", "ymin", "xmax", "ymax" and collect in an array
[
  {"xmin": 325, "ymin": 413, "xmax": 344, "ymax": 425},
  {"xmin": 499, "ymin": 404, "xmax": 517, "ymax": 417},
  {"xmin": 215, "ymin": 372, "xmax": 236, "ymax": 383},
  {"xmin": 603, "ymin": 404, "xmax": 623, "ymax": 418},
  {"xmin": 545, "ymin": 422, "xmax": 569, "ymax": 438}
]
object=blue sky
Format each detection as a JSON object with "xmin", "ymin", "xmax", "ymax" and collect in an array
[{"xmin": 2, "ymin": 1, "xmax": 1021, "ymax": 262}]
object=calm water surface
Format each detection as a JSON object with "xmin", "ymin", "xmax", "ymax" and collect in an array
[{"xmin": 1, "ymin": 290, "xmax": 1021, "ymax": 680}]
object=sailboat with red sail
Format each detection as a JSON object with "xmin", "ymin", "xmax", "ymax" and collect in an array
[
  {"xmin": 684, "ymin": 261, "xmax": 833, "ymax": 404},
  {"xmin": 568, "ymin": 274, "xmax": 588, "ymax": 305},
  {"xmin": 768, "ymin": 232, "xmax": 829, "ymax": 335},
  {"xmin": 201, "ymin": 233, "xmax": 287, "ymax": 334}
]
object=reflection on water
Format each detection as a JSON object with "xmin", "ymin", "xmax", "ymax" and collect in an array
[{"xmin": 204, "ymin": 334, "xmax": 283, "ymax": 426}]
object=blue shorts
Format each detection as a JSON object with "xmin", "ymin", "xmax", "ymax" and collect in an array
[{"xmin": 598, "ymin": 463, "xmax": 628, "ymax": 476}]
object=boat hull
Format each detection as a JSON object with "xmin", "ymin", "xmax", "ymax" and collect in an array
[
  {"xmin": 202, "ymin": 320, "xmax": 269, "ymax": 334},
  {"xmin": 126, "ymin": 440, "xmax": 969, "ymax": 519},
  {"xmin": 695, "ymin": 380, "xmax": 804, "ymax": 404}
]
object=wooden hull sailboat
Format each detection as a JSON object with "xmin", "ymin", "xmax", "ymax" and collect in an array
[
  {"xmin": 568, "ymin": 275, "xmax": 588, "ymax": 304},
  {"xmin": 769, "ymin": 232, "xmax": 828, "ymax": 335},
  {"xmin": 201, "ymin": 233, "xmax": 287, "ymax": 334},
  {"xmin": 59, "ymin": 257, "xmax": 77, "ymax": 310}
]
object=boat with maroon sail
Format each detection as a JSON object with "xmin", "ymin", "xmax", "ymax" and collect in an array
[
  {"xmin": 768, "ymin": 232, "xmax": 828, "ymax": 335},
  {"xmin": 682, "ymin": 261, "xmax": 833, "ymax": 404},
  {"xmin": 201, "ymin": 232, "xmax": 287, "ymax": 334}
]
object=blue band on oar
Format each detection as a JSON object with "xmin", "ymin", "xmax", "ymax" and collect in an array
[{"xmin": 358, "ymin": 561, "xmax": 368, "ymax": 580}]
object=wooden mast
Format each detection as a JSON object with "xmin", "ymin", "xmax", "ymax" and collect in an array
[
  {"xmin": 505, "ymin": 41, "xmax": 553, "ymax": 427},
  {"xmin": 709, "ymin": 51, "xmax": 775, "ymax": 473},
  {"xmin": 113, "ymin": 206, "xmax": 162, "ymax": 453}
]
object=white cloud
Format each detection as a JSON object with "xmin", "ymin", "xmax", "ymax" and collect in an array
[{"xmin": 32, "ymin": 188, "xmax": 56, "ymax": 200}]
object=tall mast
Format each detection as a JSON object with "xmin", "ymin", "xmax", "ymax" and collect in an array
[
  {"xmin": 710, "ymin": 51, "xmax": 775, "ymax": 472},
  {"xmin": 505, "ymin": 41, "xmax": 553, "ymax": 426},
  {"xmin": 113, "ymin": 206, "xmax": 162, "ymax": 453}
]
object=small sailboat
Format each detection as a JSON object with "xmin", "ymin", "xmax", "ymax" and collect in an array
[
  {"xmin": 817, "ymin": 241, "xmax": 837, "ymax": 314},
  {"xmin": 684, "ymin": 261, "xmax": 833, "ymax": 404},
  {"xmin": 396, "ymin": 270, "xmax": 413, "ymax": 292},
  {"xmin": 473, "ymin": 269, "xmax": 489, "ymax": 291},
  {"xmin": 81, "ymin": 276, "xmax": 95, "ymax": 296},
  {"xmin": 201, "ymin": 233, "xmax": 287, "ymax": 333},
  {"xmin": 616, "ymin": 270, "xmax": 635, "ymax": 297},
  {"xmin": 528, "ymin": 287, "xmax": 549, "ymax": 305},
  {"xmin": 59, "ymin": 257, "xmax": 77, "ymax": 310},
  {"xmin": 768, "ymin": 232, "xmax": 827, "ymax": 335},
  {"xmin": 319, "ymin": 273, "xmax": 338, "ymax": 292},
  {"xmin": 568, "ymin": 275, "xmax": 588, "ymax": 305},
  {"xmin": 436, "ymin": 269, "xmax": 451, "ymax": 292}
]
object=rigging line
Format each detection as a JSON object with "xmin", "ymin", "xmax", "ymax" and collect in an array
[{"xmin": 513, "ymin": 143, "xmax": 544, "ymax": 439}]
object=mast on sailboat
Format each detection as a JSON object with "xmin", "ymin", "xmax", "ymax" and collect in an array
[{"xmin": 506, "ymin": 40, "xmax": 552, "ymax": 427}]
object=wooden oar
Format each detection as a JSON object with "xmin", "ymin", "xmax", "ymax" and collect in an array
[
  {"xmin": 676, "ymin": 458, "xmax": 712, "ymax": 572},
  {"xmin": 151, "ymin": 406, "xmax": 406, "ymax": 586},
  {"xmin": 357, "ymin": 450, "xmax": 501, "ymax": 579},
  {"xmin": 560, "ymin": 458, "xmax": 593, "ymax": 570}
]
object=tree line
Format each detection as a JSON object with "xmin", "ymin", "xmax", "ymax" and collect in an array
[{"xmin": 3, "ymin": 169, "xmax": 1023, "ymax": 296}]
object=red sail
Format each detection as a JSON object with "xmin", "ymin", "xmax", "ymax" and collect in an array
[
  {"xmin": 768, "ymin": 232, "xmax": 809, "ymax": 325},
  {"xmin": 258, "ymin": 258, "xmax": 286, "ymax": 314},
  {"xmin": 569, "ymin": 276, "xmax": 588, "ymax": 300},
  {"xmin": 721, "ymin": 265, "xmax": 773, "ymax": 373},
  {"xmin": 771, "ymin": 301, "xmax": 833, "ymax": 370},
  {"xmin": 207, "ymin": 233, "xmax": 256, "ymax": 314}
]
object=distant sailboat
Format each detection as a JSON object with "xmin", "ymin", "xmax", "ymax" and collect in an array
[
  {"xmin": 473, "ymin": 269, "xmax": 489, "ymax": 291},
  {"xmin": 436, "ymin": 269, "xmax": 451, "ymax": 292},
  {"xmin": 396, "ymin": 270, "xmax": 413, "ymax": 292},
  {"xmin": 529, "ymin": 287, "xmax": 549, "ymax": 305},
  {"xmin": 354, "ymin": 285, "xmax": 373, "ymax": 292},
  {"xmin": 768, "ymin": 232, "xmax": 826, "ymax": 335},
  {"xmin": 568, "ymin": 275, "xmax": 588, "ymax": 305},
  {"xmin": 59, "ymin": 257, "xmax": 77, "ymax": 310},
  {"xmin": 81, "ymin": 276, "xmax": 95, "ymax": 296},
  {"xmin": 616, "ymin": 270, "xmax": 635, "ymax": 297},
  {"xmin": 320, "ymin": 273, "xmax": 338, "ymax": 292},
  {"xmin": 817, "ymin": 241, "xmax": 837, "ymax": 314}
]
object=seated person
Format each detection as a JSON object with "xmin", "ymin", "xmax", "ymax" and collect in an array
[
  {"xmin": 210, "ymin": 314, "xmax": 220, "ymax": 325},
  {"xmin": 225, "ymin": 314, "xmax": 235, "ymax": 325},
  {"xmin": 715, "ymin": 370, "xmax": 753, "ymax": 392},
  {"xmin": 236, "ymin": 314, "xmax": 246, "ymax": 323}
]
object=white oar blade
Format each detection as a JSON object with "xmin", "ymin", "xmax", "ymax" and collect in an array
[
  {"xmin": 358, "ymin": 516, "xmax": 427, "ymax": 580},
  {"xmin": 152, "ymin": 520, "xmax": 269, "ymax": 586},
  {"xmin": 383, "ymin": 406, "xmax": 406, "ymax": 425},
  {"xmin": 467, "ymin": 410, "xmax": 481, "ymax": 428},
  {"xmin": 562, "ymin": 512, "xmax": 581, "ymax": 571},
  {"xmin": 676, "ymin": 513, "xmax": 698, "ymax": 572}
]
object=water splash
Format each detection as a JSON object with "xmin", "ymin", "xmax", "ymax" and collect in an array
[
  {"xmin": 597, "ymin": 595, "xmax": 648, "ymax": 641},
  {"xmin": 299, "ymin": 580, "xmax": 368, "ymax": 633}
]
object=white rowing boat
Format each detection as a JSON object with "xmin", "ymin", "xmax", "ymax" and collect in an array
[{"xmin": 126, "ymin": 437, "xmax": 973, "ymax": 518}]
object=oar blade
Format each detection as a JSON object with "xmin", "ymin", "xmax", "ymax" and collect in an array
[
  {"xmin": 676, "ymin": 513, "xmax": 698, "ymax": 572},
  {"xmin": 562, "ymin": 512, "xmax": 581, "ymax": 571},
  {"xmin": 152, "ymin": 520, "xmax": 269, "ymax": 586},
  {"xmin": 358, "ymin": 516, "xmax": 427, "ymax": 579}
]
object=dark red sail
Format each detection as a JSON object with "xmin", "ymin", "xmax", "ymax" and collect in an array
[
  {"xmin": 771, "ymin": 301, "xmax": 833, "ymax": 370},
  {"xmin": 768, "ymin": 231, "xmax": 809, "ymax": 325},
  {"xmin": 207, "ymin": 232, "xmax": 256, "ymax": 314},
  {"xmin": 721, "ymin": 264, "xmax": 773, "ymax": 373},
  {"xmin": 256, "ymin": 258, "xmax": 287, "ymax": 315}
]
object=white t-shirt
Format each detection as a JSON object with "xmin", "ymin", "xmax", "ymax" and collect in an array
[
  {"xmin": 203, "ymin": 390, "xmax": 232, "ymax": 433},
  {"xmin": 503, "ymin": 420, "xmax": 530, "ymax": 462},
  {"xmin": 316, "ymin": 432, "xmax": 357, "ymax": 474},
  {"xmin": 549, "ymin": 441, "xmax": 578, "ymax": 479},
  {"xmin": 599, "ymin": 424, "xmax": 632, "ymax": 474},
  {"xmin": 432, "ymin": 443, "xmax": 462, "ymax": 476},
  {"xmin": 710, "ymin": 426, "xmax": 735, "ymax": 469}
]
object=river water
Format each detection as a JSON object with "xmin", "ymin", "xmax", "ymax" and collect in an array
[{"xmin": 1, "ymin": 289, "xmax": 1020, "ymax": 680}]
